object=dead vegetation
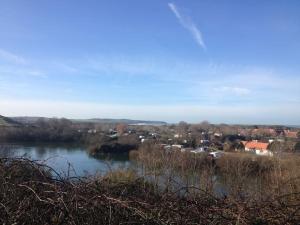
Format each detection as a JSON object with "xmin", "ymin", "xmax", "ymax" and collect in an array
[{"xmin": 1, "ymin": 155, "xmax": 300, "ymax": 225}]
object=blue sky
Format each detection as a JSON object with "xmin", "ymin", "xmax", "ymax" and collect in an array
[{"xmin": 0, "ymin": 0, "xmax": 299, "ymax": 124}]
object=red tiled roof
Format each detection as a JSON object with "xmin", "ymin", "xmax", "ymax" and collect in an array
[
  {"xmin": 242, "ymin": 141, "xmax": 269, "ymax": 150},
  {"xmin": 284, "ymin": 131, "xmax": 298, "ymax": 138}
]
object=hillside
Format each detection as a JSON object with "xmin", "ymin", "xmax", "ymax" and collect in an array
[
  {"xmin": 9, "ymin": 116, "xmax": 47, "ymax": 125},
  {"xmin": 0, "ymin": 115, "xmax": 21, "ymax": 127}
]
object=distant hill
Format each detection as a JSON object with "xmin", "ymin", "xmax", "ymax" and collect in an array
[
  {"xmin": 10, "ymin": 117, "xmax": 167, "ymax": 126},
  {"xmin": 10, "ymin": 116, "xmax": 47, "ymax": 125},
  {"xmin": 0, "ymin": 115, "xmax": 21, "ymax": 127},
  {"xmin": 72, "ymin": 118, "xmax": 167, "ymax": 126}
]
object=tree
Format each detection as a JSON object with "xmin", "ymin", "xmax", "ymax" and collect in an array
[
  {"xmin": 199, "ymin": 120, "xmax": 210, "ymax": 131},
  {"xmin": 233, "ymin": 141, "xmax": 245, "ymax": 152},
  {"xmin": 223, "ymin": 141, "xmax": 234, "ymax": 152},
  {"xmin": 295, "ymin": 142, "xmax": 300, "ymax": 153},
  {"xmin": 116, "ymin": 123, "xmax": 127, "ymax": 135},
  {"xmin": 36, "ymin": 118, "xmax": 48, "ymax": 128},
  {"xmin": 177, "ymin": 121, "xmax": 189, "ymax": 135},
  {"xmin": 268, "ymin": 141, "xmax": 283, "ymax": 153}
]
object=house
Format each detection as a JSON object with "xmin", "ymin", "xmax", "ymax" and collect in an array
[
  {"xmin": 141, "ymin": 138, "xmax": 149, "ymax": 143},
  {"xmin": 108, "ymin": 133, "xmax": 118, "ymax": 139},
  {"xmin": 172, "ymin": 144, "xmax": 183, "ymax": 149},
  {"xmin": 190, "ymin": 147, "xmax": 206, "ymax": 154},
  {"xmin": 200, "ymin": 139, "xmax": 209, "ymax": 144},
  {"xmin": 268, "ymin": 128, "xmax": 277, "ymax": 137},
  {"xmin": 128, "ymin": 130, "xmax": 136, "ymax": 134},
  {"xmin": 163, "ymin": 145, "xmax": 172, "ymax": 151},
  {"xmin": 174, "ymin": 133, "xmax": 183, "ymax": 138},
  {"xmin": 150, "ymin": 133, "xmax": 159, "ymax": 138},
  {"xmin": 209, "ymin": 151, "xmax": 224, "ymax": 159},
  {"xmin": 87, "ymin": 129, "xmax": 97, "ymax": 134},
  {"xmin": 214, "ymin": 132, "xmax": 222, "ymax": 137},
  {"xmin": 241, "ymin": 141, "xmax": 273, "ymax": 156},
  {"xmin": 182, "ymin": 147, "xmax": 194, "ymax": 153},
  {"xmin": 284, "ymin": 130, "xmax": 298, "ymax": 139},
  {"xmin": 109, "ymin": 129, "xmax": 117, "ymax": 134}
]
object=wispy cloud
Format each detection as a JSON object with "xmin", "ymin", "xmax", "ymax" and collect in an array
[
  {"xmin": 0, "ymin": 66, "xmax": 47, "ymax": 78},
  {"xmin": 1, "ymin": 51, "xmax": 299, "ymax": 121},
  {"xmin": 0, "ymin": 48, "xmax": 46, "ymax": 78},
  {"xmin": 215, "ymin": 86, "xmax": 251, "ymax": 96},
  {"xmin": 53, "ymin": 62, "xmax": 78, "ymax": 73},
  {"xmin": 0, "ymin": 48, "xmax": 27, "ymax": 65},
  {"xmin": 168, "ymin": 3, "xmax": 206, "ymax": 50}
]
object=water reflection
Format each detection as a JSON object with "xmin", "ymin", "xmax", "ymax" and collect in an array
[
  {"xmin": 0, "ymin": 143, "xmax": 251, "ymax": 197},
  {"xmin": 0, "ymin": 143, "xmax": 131, "ymax": 176}
]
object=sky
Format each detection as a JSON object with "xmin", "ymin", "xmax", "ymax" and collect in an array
[{"xmin": 0, "ymin": 0, "xmax": 299, "ymax": 124}]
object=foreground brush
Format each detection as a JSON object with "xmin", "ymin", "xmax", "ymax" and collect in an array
[{"xmin": 0, "ymin": 157, "xmax": 300, "ymax": 225}]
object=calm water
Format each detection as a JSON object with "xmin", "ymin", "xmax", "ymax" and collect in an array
[
  {"xmin": 0, "ymin": 143, "xmax": 132, "ymax": 176},
  {"xmin": 0, "ymin": 142, "xmax": 230, "ymax": 196}
]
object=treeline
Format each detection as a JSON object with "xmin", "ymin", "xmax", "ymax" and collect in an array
[
  {"xmin": 88, "ymin": 135, "xmax": 140, "ymax": 154},
  {"xmin": 1, "ymin": 118, "xmax": 299, "ymax": 153},
  {"xmin": 0, "ymin": 118, "xmax": 141, "ymax": 154},
  {"xmin": 0, "ymin": 118, "xmax": 82, "ymax": 142}
]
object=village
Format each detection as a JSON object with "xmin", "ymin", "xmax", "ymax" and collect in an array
[
  {"xmin": 80, "ymin": 121, "xmax": 300, "ymax": 158},
  {"xmin": 1, "ymin": 115, "xmax": 299, "ymax": 158}
]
